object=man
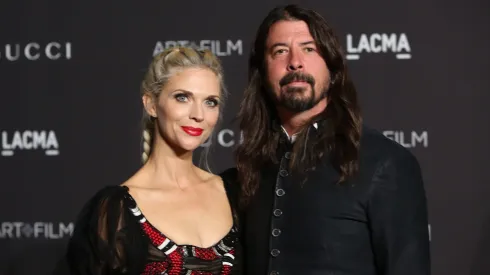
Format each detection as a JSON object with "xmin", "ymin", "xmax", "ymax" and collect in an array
[{"xmin": 221, "ymin": 4, "xmax": 431, "ymax": 275}]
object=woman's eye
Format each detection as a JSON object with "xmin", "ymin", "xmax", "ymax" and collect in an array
[
  {"xmin": 175, "ymin": 94, "xmax": 188, "ymax": 102},
  {"xmin": 205, "ymin": 99, "xmax": 219, "ymax": 107}
]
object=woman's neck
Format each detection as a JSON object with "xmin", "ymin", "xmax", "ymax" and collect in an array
[{"xmin": 139, "ymin": 137, "xmax": 200, "ymax": 190}]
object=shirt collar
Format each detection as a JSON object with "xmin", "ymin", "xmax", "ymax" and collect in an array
[{"xmin": 280, "ymin": 122, "xmax": 318, "ymax": 143}]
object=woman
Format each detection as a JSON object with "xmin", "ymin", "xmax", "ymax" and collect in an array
[{"xmin": 56, "ymin": 47, "xmax": 241, "ymax": 275}]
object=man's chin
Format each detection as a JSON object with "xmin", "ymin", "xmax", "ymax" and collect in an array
[
  {"xmin": 282, "ymin": 86, "xmax": 310, "ymax": 95},
  {"xmin": 279, "ymin": 99, "xmax": 314, "ymax": 113}
]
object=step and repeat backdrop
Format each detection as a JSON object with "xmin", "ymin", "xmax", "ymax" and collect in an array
[{"xmin": 0, "ymin": 0, "xmax": 489, "ymax": 274}]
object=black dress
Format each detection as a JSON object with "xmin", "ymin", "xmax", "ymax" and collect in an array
[{"xmin": 53, "ymin": 180, "xmax": 242, "ymax": 275}]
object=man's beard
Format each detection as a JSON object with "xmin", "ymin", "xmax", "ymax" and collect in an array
[{"xmin": 270, "ymin": 72, "xmax": 328, "ymax": 112}]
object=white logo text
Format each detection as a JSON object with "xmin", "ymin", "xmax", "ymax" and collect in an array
[
  {"xmin": 383, "ymin": 130, "xmax": 428, "ymax": 148},
  {"xmin": 346, "ymin": 33, "xmax": 411, "ymax": 60},
  {"xmin": 0, "ymin": 42, "xmax": 72, "ymax": 62},
  {"xmin": 153, "ymin": 40, "xmax": 243, "ymax": 57},
  {"xmin": 1, "ymin": 130, "xmax": 59, "ymax": 156},
  {"xmin": 0, "ymin": 222, "xmax": 74, "ymax": 239}
]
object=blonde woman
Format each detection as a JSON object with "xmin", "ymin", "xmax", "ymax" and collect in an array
[{"xmin": 55, "ymin": 47, "xmax": 241, "ymax": 275}]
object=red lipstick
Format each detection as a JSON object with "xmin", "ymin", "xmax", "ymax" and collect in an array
[{"xmin": 181, "ymin": 126, "xmax": 203, "ymax": 136}]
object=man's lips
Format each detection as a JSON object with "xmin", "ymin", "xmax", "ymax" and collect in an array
[
  {"xmin": 181, "ymin": 126, "xmax": 203, "ymax": 136},
  {"xmin": 287, "ymin": 80, "xmax": 308, "ymax": 85}
]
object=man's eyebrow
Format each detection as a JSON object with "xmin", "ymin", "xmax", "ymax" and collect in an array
[
  {"xmin": 269, "ymin": 41, "xmax": 315, "ymax": 49},
  {"xmin": 269, "ymin": 42, "xmax": 289, "ymax": 49},
  {"xmin": 299, "ymin": 40, "xmax": 315, "ymax": 46}
]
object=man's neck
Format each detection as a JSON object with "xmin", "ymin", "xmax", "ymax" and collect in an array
[{"xmin": 277, "ymin": 98, "xmax": 327, "ymax": 137}]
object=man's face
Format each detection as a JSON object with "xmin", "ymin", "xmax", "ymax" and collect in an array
[{"xmin": 264, "ymin": 20, "xmax": 331, "ymax": 112}]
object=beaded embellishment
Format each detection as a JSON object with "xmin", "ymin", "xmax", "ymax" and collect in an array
[{"xmin": 122, "ymin": 187, "xmax": 237, "ymax": 275}]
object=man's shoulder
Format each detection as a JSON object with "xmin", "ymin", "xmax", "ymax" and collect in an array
[
  {"xmin": 219, "ymin": 167, "xmax": 238, "ymax": 181},
  {"xmin": 360, "ymin": 125, "xmax": 418, "ymax": 165}
]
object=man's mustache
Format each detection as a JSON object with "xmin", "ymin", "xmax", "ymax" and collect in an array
[{"xmin": 279, "ymin": 72, "xmax": 315, "ymax": 87}]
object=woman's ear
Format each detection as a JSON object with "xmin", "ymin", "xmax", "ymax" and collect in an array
[{"xmin": 142, "ymin": 93, "xmax": 157, "ymax": 118}]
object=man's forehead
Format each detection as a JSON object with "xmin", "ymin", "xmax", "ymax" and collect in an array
[{"xmin": 267, "ymin": 20, "xmax": 314, "ymax": 46}]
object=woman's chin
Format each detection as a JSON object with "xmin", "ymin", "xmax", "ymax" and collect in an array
[{"xmin": 174, "ymin": 138, "xmax": 205, "ymax": 153}]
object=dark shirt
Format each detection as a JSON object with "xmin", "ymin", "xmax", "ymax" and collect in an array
[
  {"xmin": 52, "ymin": 182, "xmax": 243, "ymax": 275},
  {"xmin": 220, "ymin": 125, "xmax": 430, "ymax": 275}
]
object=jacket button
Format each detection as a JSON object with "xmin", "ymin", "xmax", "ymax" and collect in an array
[
  {"xmin": 284, "ymin": 152, "xmax": 291, "ymax": 159},
  {"xmin": 279, "ymin": 170, "xmax": 288, "ymax": 177},
  {"xmin": 271, "ymin": 248, "xmax": 280, "ymax": 257},
  {"xmin": 272, "ymin": 228, "xmax": 281, "ymax": 237},
  {"xmin": 273, "ymin": 209, "xmax": 283, "ymax": 217},
  {"xmin": 276, "ymin": 188, "xmax": 285, "ymax": 196}
]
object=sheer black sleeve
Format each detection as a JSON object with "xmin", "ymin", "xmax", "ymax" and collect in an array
[
  {"xmin": 367, "ymin": 152, "xmax": 431, "ymax": 275},
  {"xmin": 220, "ymin": 167, "xmax": 244, "ymax": 275},
  {"xmin": 53, "ymin": 186, "xmax": 147, "ymax": 275}
]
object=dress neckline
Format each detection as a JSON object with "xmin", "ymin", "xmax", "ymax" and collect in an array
[{"xmin": 119, "ymin": 185, "xmax": 236, "ymax": 250}]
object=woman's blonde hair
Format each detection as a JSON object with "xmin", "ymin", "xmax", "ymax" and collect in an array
[{"xmin": 140, "ymin": 47, "xmax": 226, "ymax": 170}]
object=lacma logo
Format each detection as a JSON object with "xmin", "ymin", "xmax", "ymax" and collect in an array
[
  {"xmin": 346, "ymin": 33, "xmax": 411, "ymax": 60},
  {"xmin": 1, "ymin": 130, "xmax": 59, "ymax": 156},
  {"xmin": 0, "ymin": 42, "xmax": 72, "ymax": 62},
  {"xmin": 153, "ymin": 39, "xmax": 243, "ymax": 57},
  {"xmin": 0, "ymin": 222, "xmax": 73, "ymax": 239},
  {"xmin": 383, "ymin": 130, "xmax": 428, "ymax": 148}
]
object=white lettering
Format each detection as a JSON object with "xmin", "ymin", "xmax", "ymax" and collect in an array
[
  {"xmin": 66, "ymin": 42, "xmax": 72, "ymax": 59},
  {"xmin": 153, "ymin": 40, "xmax": 243, "ymax": 57},
  {"xmin": 5, "ymin": 44, "xmax": 20, "ymax": 61},
  {"xmin": 25, "ymin": 43, "xmax": 40, "ymax": 60},
  {"xmin": 218, "ymin": 129, "xmax": 235, "ymax": 147},
  {"xmin": 49, "ymin": 223, "xmax": 60, "ymax": 239},
  {"xmin": 382, "ymin": 34, "xmax": 397, "ymax": 52},
  {"xmin": 59, "ymin": 222, "xmax": 74, "ymax": 237},
  {"xmin": 200, "ymin": 40, "xmax": 211, "ymax": 52},
  {"xmin": 13, "ymin": 222, "xmax": 23, "ymax": 238},
  {"xmin": 0, "ymin": 42, "xmax": 71, "ymax": 62},
  {"xmin": 2, "ymin": 131, "xmax": 11, "ymax": 149},
  {"xmin": 0, "ymin": 222, "xmax": 74, "ymax": 239},
  {"xmin": 45, "ymin": 42, "xmax": 61, "ymax": 59},
  {"xmin": 153, "ymin": 41, "xmax": 164, "ymax": 56},
  {"xmin": 227, "ymin": 40, "xmax": 243, "ymax": 55},
  {"xmin": 397, "ymin": 33, "xmax": 411, "ymax": 52},
  {"xmin": 412, "ymin": 131, "xmax": 428, "ymax": 147},
  {"xmin": 216, "ymin": 41, "xmax": 227, "ymax": 56},
  {"xmin": 357, "ymin": 34, "xmax": 371, "ymax": 53},
  {"xmin": 34, "ymin": 222, "xmax": 45, "ymax": 238},
  {"xmin": 32, "ymin": 131, "xmax": 47, "ymax": 149},
  {"xmin": 23, "ymin": 131, "xmax": 33, "ymax": 149},
  {"xmin": 11, "ymin": 132, "xmax": 23, "ymax": 149},
  {"xmin": 1, "ymin": 130, "xmax": 59, "ymax": 156},
  {"xmin": 346, "ymin": 34, "xmax": 357, "ymax": 53},
  {"xmin": 383, "ymin": 130, "xmax": 428, "ymax": 148},
  {"xmin": 0, "ymin": 222, "xmax": 14, "ymax": 238},
  {"xmin": 346, "ymin": 33, "xmax": 411, "ymax": 59},
  {"xmin": 46, "ymin": 131, "xmax": 59, "ymax": 149},
  {"xmin": 370, "ymin": 33, "xmax": 382, "ymax": 53}
]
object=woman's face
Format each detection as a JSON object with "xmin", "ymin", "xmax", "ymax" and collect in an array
[{"xmin": 144, "ymin": 67, "xmax": 221, "ymax": 152}]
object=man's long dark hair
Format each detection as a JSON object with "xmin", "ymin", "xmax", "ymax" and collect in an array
[{"xmin": 235, "ymin": 5, "xmax": 362, "ymax": 205}]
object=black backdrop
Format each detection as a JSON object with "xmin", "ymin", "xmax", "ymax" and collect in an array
[{"xmin": 1, "ymin": 1, "xmax": 489, "ymax": 274}]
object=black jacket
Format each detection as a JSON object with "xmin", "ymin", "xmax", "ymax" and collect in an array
[{"xmin": 220, "ymin": 125, "xmax": 430, "ymax": 275}]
